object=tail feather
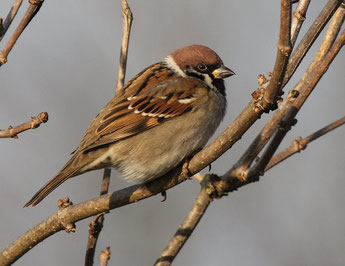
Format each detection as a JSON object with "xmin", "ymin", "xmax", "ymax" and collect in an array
[{"xmin": 24, "ymin": 168, "xmax": 78, "ymax": 207}]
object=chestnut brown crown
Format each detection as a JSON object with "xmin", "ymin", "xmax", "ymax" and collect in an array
[{"xmin": 171, "ymin": 45, "xmax": 223, "ymax": 70}]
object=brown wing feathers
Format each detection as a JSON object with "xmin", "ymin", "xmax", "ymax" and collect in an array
[{"xmin": 96, "ymin": 92, "xmax": 195, "ymax": 141}]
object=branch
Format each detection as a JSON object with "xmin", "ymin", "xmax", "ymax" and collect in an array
[
  {"xmin": 154, "ymin": 188, "xmax": 212, "ymax": 266},
  {"xmin": 0, "ymin": 0, "xmax": 23, "ymax": 41},
  {"xmin": 0, "ymin": 112, "xmax": 48, "ymax": 138},
  {"xmin": 84, "ymin": 169, "xmax": 111, "ymax": 266},
  {"xmin": 116, "ymin": 0, "xmax": 133, "ymax": 93},
  {"xmin": 282, "ymin": 0, "xmax": 343, "ymax": 87},
  {"xmin": 0, "ymin": 0, "xmax": 44, "ymax": 66},
  {"xmin": 253, "ymin": 3, "xmax": 345, "ymax": 174},
  {"xmin": 218, "ymin": 28, "xmax": 345, "ymax": 193},
  {"xmin": 224, "ymin": 4, "xmax": 345, "ymax": 182},
  {"xmin": 85, "ymin": 1, "xmax": 133, "ymax": 264},
  {"xmin": 290, "ymin": 0, "xmax": 311, "ymax": 46},
  {"xmin": 265, "ymin": 115, "xmax": 345, "ymax": 171},
  {"xmin": 262, "ymin": 0, "xmax": 292, "ymax": 109}
]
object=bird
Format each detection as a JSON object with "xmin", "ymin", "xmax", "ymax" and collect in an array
[{"xmin": 24, "ymin": 45, "xmax": 235, "ymax": 207}]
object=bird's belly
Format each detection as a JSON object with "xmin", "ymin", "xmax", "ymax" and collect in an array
[{"xmin": 107, "ymin": 102, "xmax": 225, "ymax": 183}]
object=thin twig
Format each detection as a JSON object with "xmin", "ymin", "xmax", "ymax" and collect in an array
[
  {"xmin": 0, "ymin": 0, "xmax": 44, "ymax": 66},
  {"xmin": 282, "ymin": 0, "xmax": 343, "ymax": 87},
  {"xmin": 85, "ymin": 1, "xmax": 133, "ymax": 265},
  {"xmin": 310, "ymin": 3, "xmax": 345, "ymax": 67},
  {"xmin": 154, "ymin": 189, "xmax": 212, "ymax": 266},
  {"xmin": 116, "ymin": 0, "xmax": 133, "ymax": 93},
  {"xmin": 262, "ymin": 0, "xmax": 292, "ymax": 109},
  {"xmin": 265, "ymin": 115, "xmax": 345, "ymax": 171},
  {"xmin": 0, "ymin": 0, "xmax": 23, "ymax": 41},
  {"xmin": 0, "ymin": 112, "xmax": 48, "ymax": 138},
  {"xmin": 84, "ymin": 169, "xmax": 110, "ymax": 266},
  {"xmin": 290, "ymin": 0, "xmax": 311, "ymax": 46}
]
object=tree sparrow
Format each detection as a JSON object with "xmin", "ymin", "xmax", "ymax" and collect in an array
[{"xmin": 24, "ymin": 45, "xmax": 235, "ymax": 207}]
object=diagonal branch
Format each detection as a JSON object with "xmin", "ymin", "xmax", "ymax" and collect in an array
[
  {"xmin": 0, "ymin": 0, "xmax": 44, "ymax": 66},
  {"xmin": 224, "ymin": 3, "xmax": 345, "ymax": 182},
  {"xmin": 249, "ymin": 3, "xmax": 345, "ymax": 176},
  {"xmin": 265, "ymin": 115, "xmax": 345, "ymax": 171},
  {"xmin": 290, "ymin": 0, "xmax": 311, "ymax": 46},
  {"xmin": 0, "ymin": 0, "xmax": 23, "ymax": 41},
  {"xmin": 219, "ymin": 28, "xmax": 345, "ymax": 193},
  {"xmin": 154, "ymin": 188, "xmax": 212, "ymax": 266},
  {"xmin": 282, "ymin": 0, "xmax": 343, "ymax": 87},
  {"xmin": 0, "ymin": 112, "xmax": 48, "ymax": 139}
]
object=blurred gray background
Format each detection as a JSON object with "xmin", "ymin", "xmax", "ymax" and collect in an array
[{"xmin": 1, "ymin": 1, "xmax": 345, "ymax": 265}]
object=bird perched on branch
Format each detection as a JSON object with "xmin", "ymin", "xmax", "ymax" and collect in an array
[{"xmin": 25, "ymin": 45, "xmax": 235, "ymax": 207}]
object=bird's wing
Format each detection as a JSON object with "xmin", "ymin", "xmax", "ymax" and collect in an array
[{"xmin": 77, "ymin": 77, "xmax": 205, "ymax": 153}]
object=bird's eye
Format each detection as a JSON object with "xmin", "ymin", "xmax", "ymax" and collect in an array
[{"xmin": 197, "ymin": 63, "xmax": 207, "ymax": 71}]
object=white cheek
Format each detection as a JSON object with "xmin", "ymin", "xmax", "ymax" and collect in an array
[{"xmin": 163, "ymin": 55, "xmax": 186, "ymax": 77}]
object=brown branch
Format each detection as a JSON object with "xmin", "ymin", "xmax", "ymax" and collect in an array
[
  {"xmin": 251, "ymin": 28, "xmax": 345, "ymax": 175},
  {"xmin": 290, "ymin": 0, "xmax": 311, "ymax": 46},
  {"xmin": 0, "ymin": 0, "xmax": 23, "ymax": 41},
  {"xmin": 0, "ymin": 112, "xmax": 48, "ymax": 139},
  {"xmin": 154, "ymin": 188, "xmax": 212, "ymax": 266},
  {"xmin": 262, "ymin": 0, "xmax": 292, "ymax": 109},
  {"xmin": 116, "ymin": 0, "xmax": 133, "ymax": 93},
  {"xmin": 224, "ymin": 5, "xmax": 345, "ymax": 182},
  {"xmin": 282, "ymin": 0, "xmax": 343, "ymax": 87},
  {"xmin": 265, "ymin": 115, "xmax": 345, "ymax": 171},
  {"xmin": 85, "ymin": 1, "xmax": 133, "ymax": 265},
  {"xmin": 310, "ymin": 3, "xmax": 345, "ymax": 66},
  {"xmin": 253, "ymin": 2, "xmax": 345, "ymax": 171},
  {"xmin": 224, "ymin": 89, "xmax": 299, "ymax": 182},
  {"xmin": 84, "ymin": 169, "xmax": 111, "ymax": 266},
  {"xmin": 287, "ymin": 32, "xmax": 345, "ymax": 112},
  {"xmin": 218, "ymin": 28, "xmax": 345, "ymax": 193},
  {"xmin": 0, "ymin": 0, "xmax": 44, "ymax": 66}
]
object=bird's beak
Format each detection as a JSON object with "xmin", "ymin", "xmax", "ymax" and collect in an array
[{"xmin": 212, "ymin": 65, "xmax": 235, "ymax": 79}]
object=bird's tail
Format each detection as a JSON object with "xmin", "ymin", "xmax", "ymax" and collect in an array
[
  {"xmin": 23, "ymin": 169, "xmax": 78, "ymax": 207},
  {"xmin": 23, "ymin": 154, "xmax": 85, "ymax": 207}
]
